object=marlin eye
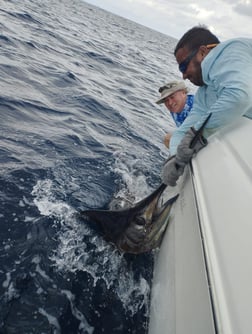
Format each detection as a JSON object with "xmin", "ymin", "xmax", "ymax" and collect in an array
[{"xmin": 135, "ymin": 217, "xmax": 145, "ymax": 226}]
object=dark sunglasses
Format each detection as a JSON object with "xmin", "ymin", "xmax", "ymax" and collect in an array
[
  {"xmin": 178, "ymin": 44, "xmax": 218, "ymax": 74},
  {"xmin": 178, "ymin": 49, "xmax": 198, "ymax": 74}
]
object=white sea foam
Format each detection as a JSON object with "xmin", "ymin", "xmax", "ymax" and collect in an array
[
  {"xmin": 32, "ymin": 255, "xmax": 52, "ymax": 281},
  {"xmin": 2, "ymin": 272, "xmax": 11, "ymax": 288},
  {"xmin": 38, "ymin": 308, "xmax": 61, "ymax": 334},
  {"xmin": 3, "ymin": 274, "xmax": 19, "ymax": 303},
  {"xmin": 62, "ymin": 289, "xmax": 94, "ymax": 334},
  {"xmin": 32, "ymin": 179, "xmax": 75, "ymax": 218},
  {"xmin": 112, "ymin": 150, "xmax": 152, "ymax": 204},
  {"xmin": 32, "ymin": 178, "xmax": 151, "ymax": 317}
]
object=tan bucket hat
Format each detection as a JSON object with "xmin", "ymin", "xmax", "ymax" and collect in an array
[{"xmin": 156, "ymin": 81, "xmax": 187, "ymax": 104}]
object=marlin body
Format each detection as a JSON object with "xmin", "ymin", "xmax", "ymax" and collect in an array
[
  {"xmin": 80, "ymin": 184, "xmax": 178, "ymax": 254},
  {"xmin": 80, "ymin": 114, "xmax": 211, "ymax": 254}
]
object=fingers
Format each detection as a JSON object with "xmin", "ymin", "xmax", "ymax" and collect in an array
[
  {"xmin": 161, "ymin": 156, "xmax": 184, "ymax": 186},
  {"xmin": 164, "ymin": 133, "xmax": 172, "ymax": 148}
]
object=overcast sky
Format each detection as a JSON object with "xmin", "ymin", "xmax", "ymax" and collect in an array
[{"xmin": 85, "ymin": 0, "xmax": 252, "ymax": 41}]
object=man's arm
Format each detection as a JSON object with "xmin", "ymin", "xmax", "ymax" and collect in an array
[{"xmin": 170, "ymin": 39, "xmax": 252, "ymax": 155}]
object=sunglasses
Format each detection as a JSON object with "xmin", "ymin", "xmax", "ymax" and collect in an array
[
  {"xmin": 178, "ymin": 44, "xmax": 218, "ymax": 74},
  {"xmin": 178, "ymin": 49, "xmax": 198, "ymax": 74}
]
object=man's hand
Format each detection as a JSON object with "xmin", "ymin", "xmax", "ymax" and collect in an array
[
  {"xmin": 161, "ymin": 113, "xmax": 211, "ymax": 187},
  {"xmin": 161, "ymin": 128, "xmax": 208, "ymax": 186},
  {"xmin": 176, "ymin": 127, "xmax": 208, "ymax": 165},
  {"xmin": 161, "ymin": 155, "xmax": 185, "ymax": 186}
]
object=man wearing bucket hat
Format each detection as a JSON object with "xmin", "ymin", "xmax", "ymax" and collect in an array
[{"xmin": 156, "ymin": 81, "xmax": 194, "ymax": 148}]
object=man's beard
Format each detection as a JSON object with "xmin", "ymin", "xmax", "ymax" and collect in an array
[{"xmin": 189, "ymin": 61, "xmax": 204, "ymax": 86}]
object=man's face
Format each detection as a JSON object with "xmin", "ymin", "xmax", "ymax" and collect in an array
[
  {"xmin": 164, "ymin": 90, "xmax": 187, "ymax": 113},
  {"xmin": 175, "ymin": 47, "xmax": 205, "ymax": 86}
]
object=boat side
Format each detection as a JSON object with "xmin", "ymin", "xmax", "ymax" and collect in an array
[
  {"xmin": 148, "ymin": 117, "xmax": 252, "ymax": 334},
  {"xmin": 148, "ymin": 167, "xmax": 215, "ymax": 334},
  {"xmin": 191, "ymin": 117, "xmax": 252, "ymax": 334}
]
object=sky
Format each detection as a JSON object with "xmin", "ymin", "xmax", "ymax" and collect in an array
[{"xmin": 84, "ymin": 0, "xmax": 252, "ymax": 41}]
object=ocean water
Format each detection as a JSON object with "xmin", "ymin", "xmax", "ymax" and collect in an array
[{"xmin": 0, "ymin": 0, "xmax": 180, "ymax": 333}]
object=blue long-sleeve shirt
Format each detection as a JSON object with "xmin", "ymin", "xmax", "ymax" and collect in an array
[{"xmin": 170, "ymin": 38, "xmax": 252, "ymax": 155}]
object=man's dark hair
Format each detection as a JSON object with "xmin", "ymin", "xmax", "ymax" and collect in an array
[{"xmin": 174, "ymin": 25, "xmax": 220, "ymax": 55}]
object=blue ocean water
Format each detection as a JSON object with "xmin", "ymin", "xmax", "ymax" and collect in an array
[{"xmin": 0, "ymin": 0, "xmax": 179, "ymax": 333}]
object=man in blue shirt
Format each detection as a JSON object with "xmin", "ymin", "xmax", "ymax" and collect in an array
[
  {"xmin": 156, "ymin": 81, "xmax": 194, "ymax": 148},
  {"xmin": 162, "ymin": 26, "xmax": 252, "ymax": 186}
]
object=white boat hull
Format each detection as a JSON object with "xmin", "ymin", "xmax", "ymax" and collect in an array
[{"xmin": 149, "ymin": 117, "xmax": 252, "ymax": 334}]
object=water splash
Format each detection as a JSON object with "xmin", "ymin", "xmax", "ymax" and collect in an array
[
  {"xmin": 32, "ymin": 178, "xmax": 152, "ymax": 318},
  {"xmin": 112, "ymin": 150, "xmax": 152, "ymax": 206}
]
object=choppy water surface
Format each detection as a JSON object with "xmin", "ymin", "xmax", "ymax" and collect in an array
[{"xmin": 0, "ymin": 0, "xmax": 181, "ymax": 332}]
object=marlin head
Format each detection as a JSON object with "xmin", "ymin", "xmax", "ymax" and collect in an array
[{"xmin": 80, "ymin": 184, "xmax": 178, "ymax": 254}]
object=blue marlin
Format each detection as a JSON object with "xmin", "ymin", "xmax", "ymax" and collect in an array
[
  {"xmin": 80, "ymin": 184, "xmax": 178, "ymax": 254},
  {"xmin": 80, "ymin": 113, "xmax": 211, "ymax": 254}
]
